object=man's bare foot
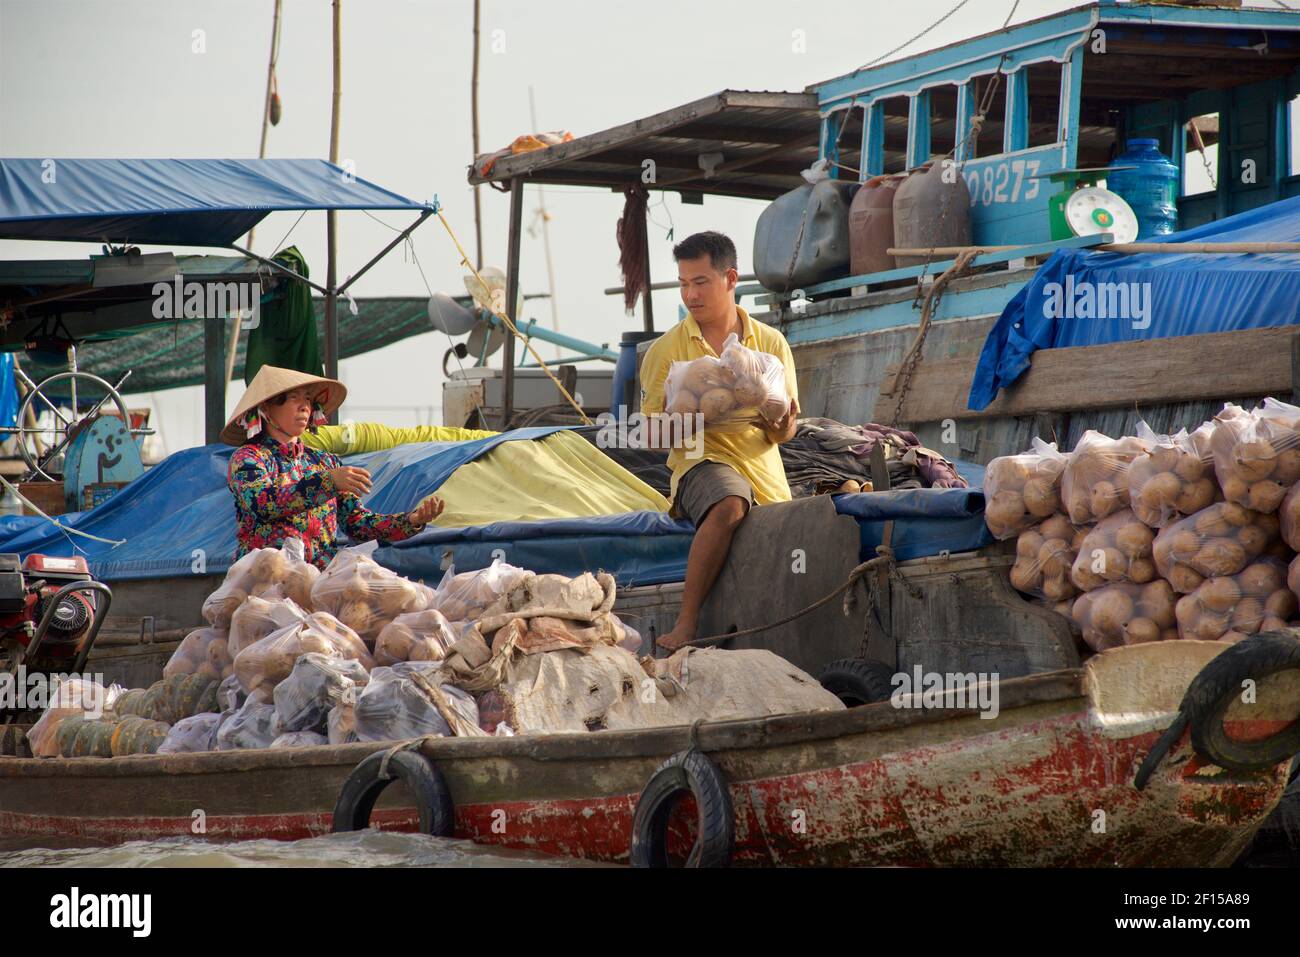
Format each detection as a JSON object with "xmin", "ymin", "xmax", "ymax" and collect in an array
[{"xmin": 656, "ymin": 623, "xmax": 696, "ymax": 652}]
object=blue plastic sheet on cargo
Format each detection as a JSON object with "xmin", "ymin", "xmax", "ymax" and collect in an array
[
  {"xmin": 376, "ymin": 462, "xmax": 992, "ymax": 589},
  {"xmin": 0, "ymin": 427, "xmax": 565, "ymax": 580},
  {"xmin": 376, "ymin": 512, "xmax": 697, "ymax": 589},
  {"xmin": 969, "ymin": 194, "xmax": 1300, "ymax": 411},
  {"xmin": 0, "ymin": 430, "xmax": 990, "ymax": 585},
  {"xmin": 833, "ymin": 487, "xmax": 993, "ymax": 565}
]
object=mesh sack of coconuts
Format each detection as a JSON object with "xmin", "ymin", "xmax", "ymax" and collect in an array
[{"xmin": 662, "ymin": 334, "xmax": 791, "ymax": 431}]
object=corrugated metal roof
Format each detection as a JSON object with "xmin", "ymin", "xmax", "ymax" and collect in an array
[{"xmin": 468, "ymin": 90, "xmax": 820, "ymax": 200}]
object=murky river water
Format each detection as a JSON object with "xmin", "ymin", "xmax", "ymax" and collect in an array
[{"xmin": 0, "ymin": 830, "xmax": 613, "ymax": 867}]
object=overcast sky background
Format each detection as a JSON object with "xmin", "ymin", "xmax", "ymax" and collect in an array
[{"xmin": 0, "ymin": 0, "xmax": 1243, "ymax": 453}]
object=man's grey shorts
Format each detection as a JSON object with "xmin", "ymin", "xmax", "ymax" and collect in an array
[{"xmin": 671, "ymin": 461, "xmax": 755, "ymax": 527}]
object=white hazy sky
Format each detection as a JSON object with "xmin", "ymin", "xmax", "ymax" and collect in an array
[{"xmin": 0, "ymin": 0, "xmax": 1249, "ymax": 453}]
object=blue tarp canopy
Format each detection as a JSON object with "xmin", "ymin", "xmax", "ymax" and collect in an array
[
  {"xmin": 969, "ymin": 195, "xmax": 1300, "ymax": 411},
  {"xmin": 0, "ymin": 159, "xmax": 429, "ymax": 247},
  {"xmin": 0, "ymin": 430, "xmax": 992, "ymax": 586}
]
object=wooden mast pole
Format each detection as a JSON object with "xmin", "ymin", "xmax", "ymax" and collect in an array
[
  {"xmin": 324, "ymin": 0, "xmax": 342, "ymax": 421},
  {"xmin": 471, "ymin": 0, "xmax": 484, "ymax": 270},
  {"xmin": 227, "ymin": 0, "xmax": 283, "ymax": 387}
]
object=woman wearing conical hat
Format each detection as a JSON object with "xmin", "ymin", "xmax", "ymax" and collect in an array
[{"xmin": 223, "ymin": 366, "xmax": 443, "ymax": 570}]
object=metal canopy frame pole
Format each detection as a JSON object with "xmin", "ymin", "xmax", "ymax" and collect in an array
[
  {"xmin": 502, "ymin": 176, "xmax": 524, "ymax": 430},
  {"xmin": 641, "ymin": 203, "xmax": 654, "ymax": 333},
  {"xmin": 337, "ymin": 209, "xmax": 433, "ymax": 294},
  {"xmin": 325, "ymin": 220, "xmax": 338, "ymax": 388},
  {"xmin": 204, "ymin": 315, "xmax": 226, "ymax": 444},
  {"xmin": 226, "ymin": 244, "xmax": 332, "ymax": 295}
]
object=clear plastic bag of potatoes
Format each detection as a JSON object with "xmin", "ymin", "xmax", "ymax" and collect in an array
[
  {"xmin": 1009, "ymin": 513, "xmax": 1085, "ymax": 601},
  {"xmin": 1071, "ymin": 580, "xmax": 1178, "ymax": 653},
  {"xmin": 228, "ymin": 596, "xmax": 309, "ymax": 657},
  {"xmin": 233, "ymin": 613, "xmax": 372, "ymax": 696},
  {"xmin": 1210, "ymin": 400, "xmax": 1300, "ymax": 514},
  {"xmin": 374, "ymin": 608, "xmax": 459, "ymax": 666},
  {"xmin": 1152, "ymin": 501, "xmax": 1284, "ymax": 593},
  {"xmin": 1280, "ymin": 481, "xmax": 1300, "ymax": 551},
  {"xmin": 163, "ymin": 626, "xmax": 233, "ymax": 682},
  {"xmin": 202, "ymin": 541, "xmax": 319, "ymax": 627},
  {"xmin": 982, "ymin": 438, "xmax": 1068, "ymax": 539},
  {"xmin": 1060, "ymin": 430, "xmax": 1150, "ymax": 525},
  {"xmin": 310, "ymin": 551, "xmax": 435, "ymax": 642},
  {"xmin": 433, "ymin": 558, "xmax": 530, "ymax": 622},
  {"xmin": 1127, "ymin": 421, "xmax": 1219, "ymax": 528},
  {"xmin": 272, "ymin": 652, "xmax": 370, "ymax": 733},
  {"xmin": 1069, "ymin": 509, "xmax": 1157, "ymax": 591},
  {"xmin": 662, "ymin": 335, "xmax": 790, "ymax": 432},
  {"xmin": 1174, "ymin": 558, "xmax": 1295, "ymax": 643}
]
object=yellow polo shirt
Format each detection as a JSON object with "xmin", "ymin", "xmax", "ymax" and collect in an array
[{"xmin": 639, "ymin": 305, "xmax": 798, "ymax": 507}]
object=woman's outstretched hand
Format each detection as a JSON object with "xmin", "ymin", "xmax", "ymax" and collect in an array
[
  {"xmin": 328, "ymin": 466, "xmax": 373, "ymax": 496},
  {"xmin": 408, "ymin": 494, "xmax": 445, "ymax": 527}
]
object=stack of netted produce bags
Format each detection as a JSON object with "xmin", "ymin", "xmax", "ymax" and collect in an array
[
  {"xmin": 29, "ymin": 543, "xmax": 842, "ymax": 757},
  {"xmin": 987, "ymin": 401, "xmax": 1300, "ymax": 653}
]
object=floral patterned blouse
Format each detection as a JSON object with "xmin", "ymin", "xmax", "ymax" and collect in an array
[{"xmin": 228, "ymin": 433, "xmax": 424, "ymax": 569}]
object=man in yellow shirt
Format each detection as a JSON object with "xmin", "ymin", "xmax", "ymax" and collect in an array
[{"xmin": 640, "ymin": 231, "xmax": 800, "ymax": 651}]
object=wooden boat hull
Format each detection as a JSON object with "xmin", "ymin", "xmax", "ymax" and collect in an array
[{"xmin": 1, "ymin": 642, "xmax": 1291, "ymax": 866}]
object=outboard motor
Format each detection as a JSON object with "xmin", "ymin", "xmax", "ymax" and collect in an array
[{"xmin": 0, "ymin": 553, "xmax": 112, "ymax": 724}]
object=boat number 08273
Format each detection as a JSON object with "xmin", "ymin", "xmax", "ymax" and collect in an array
[{"xmin": 964, "ymin": 159, "xmax": 1041, "ymax": 206}]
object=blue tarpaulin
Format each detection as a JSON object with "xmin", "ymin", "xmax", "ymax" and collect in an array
[
  {"xmin": 969, "ymin": 195, "xmax": 1300, "ymax": 411},
  {"xmin": 0, "ymin": 431, "xmax": 991, "ymax": 585},
  {"xmin": 379, "ymin": 478, "xmax": 992, "ymax": 588},
  {"xmin": 0, "ymin": 159, "xmax": 429, "ymax": 247},
  {"xmin": 378, "ymin": 512, "xmax": 697, "ymax": 588},
  {"xmin": 0, "ymin": 428, "xmax": 565, "ymax": 580}
]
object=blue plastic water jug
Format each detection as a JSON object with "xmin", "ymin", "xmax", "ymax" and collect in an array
[
  {"xmin": 1107, "ymin": 138, "xmax": 1180, "ymax": 239},
  {"xmin": 611, "ymin": 330, "xmax": 661, "ymax": 417}
]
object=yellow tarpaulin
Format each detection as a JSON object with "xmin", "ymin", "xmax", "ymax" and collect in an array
[
  {"xmin": 303, "ymin": 422, "xmax": 667, "ymax": 525},
  {"xmin": 303, "ymin": 423, "xmax": 498, "ymax": 455},
  {"xmin": 434, "ymin": 430, "xmax": 669, "ymax": 526}
]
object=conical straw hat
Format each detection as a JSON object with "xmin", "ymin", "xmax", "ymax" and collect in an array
[{"xmin": 221, "ymin": 365, "xmax": 346, "ymax": 445}]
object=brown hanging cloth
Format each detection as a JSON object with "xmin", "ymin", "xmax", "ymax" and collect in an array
[{"xmin": 616, "ymin": 186, "xmax": 649, "ymax": 315}]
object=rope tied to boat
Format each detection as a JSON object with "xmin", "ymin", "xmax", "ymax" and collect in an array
[
  {"xmin": 377, "ymin": 737, "xmax": 429, "ymax": 781},
  {"xmin": 887, "ymin": 248, "xmax": 983, "ymax": 427},
  {"xmin": 682, "ymin": 544, "xmax": 919, "ymax": 649},
  {"xmin": 687, "ymin": 717, "xmax": 706, "ymax": 752}
]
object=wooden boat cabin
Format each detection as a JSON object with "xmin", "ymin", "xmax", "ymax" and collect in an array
[{"xmin": 468, "ymin": 0, "xmax": 1300, "ymax": 464}]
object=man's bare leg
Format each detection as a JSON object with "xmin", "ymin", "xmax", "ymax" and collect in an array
[{"xmin": 656, "ymin": 495, "xmax": 749, "ymax": 651}]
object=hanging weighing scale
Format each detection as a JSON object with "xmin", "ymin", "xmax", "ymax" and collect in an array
[{"xmin": 1040, "ymin": 167, "xmax": 1140, "ymax": 244}]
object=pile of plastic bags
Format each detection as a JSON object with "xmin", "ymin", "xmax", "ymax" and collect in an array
[{"xmin": 30, "ymin": 545, "xmax": 843, "ymax": 755}]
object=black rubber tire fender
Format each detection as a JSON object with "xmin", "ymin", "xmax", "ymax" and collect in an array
[
  {"xmin": 818, "ymin": 658, "xmax": 896, "ymax": 707},
  {"xmin": 630, "ymin": 749, "xmax": 734, "ymax": 868},
  {"xmin": 332, "ymin": 749, "xmax": 455, "ymax": 836},
  {"xmin": 1186, "ymin": 630, "xmax": 1300, "ymax": 773}
]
